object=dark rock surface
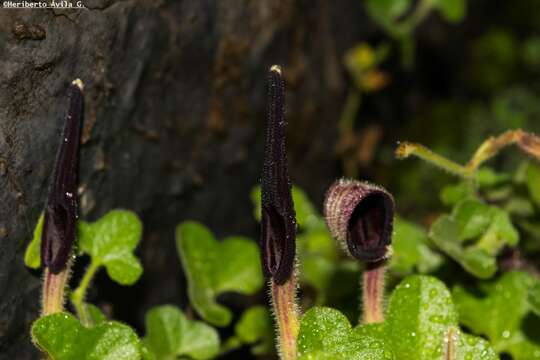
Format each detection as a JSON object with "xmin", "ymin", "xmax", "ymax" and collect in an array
[{"xmin": 0, "ymin": 0, "xmax": 366, "ymax": 358}]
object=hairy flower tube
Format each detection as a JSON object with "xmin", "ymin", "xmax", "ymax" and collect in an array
[
  {"xmin": 260, "ymin": 65, "xmax": 299, "ymax": 360},
  {"xmin": 41, "ymin": 79, "xmax": 84, "ymax": 315},
  {"xmin": 324, "ymin": 179, "xmax": 395, "ymax": 323}
]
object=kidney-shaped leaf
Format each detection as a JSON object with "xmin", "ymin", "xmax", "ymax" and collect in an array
[
  {"xmin": 297, "ymin": 307, "xmax": 392, "ymax": 360},
  {"xmin": 143, "ymin": 305, "xmax": 219, "ymax": 360},
  {"xmin": 78, "ymin": 210, "xmax": 143, "ymax": 285},
  {"xmin": 235, "ymin": 306, "xmax": 273, "ymax": 355},
  {"xmin": 453, "ymin": 271, "xmax": 540, "ymax": 359},
  {"xmin": 385, "ymin": 275, "xmax": 495, "ymax": 360},
  {"xmin": 298, "ymin": 276, "xmax": 496, "ymax": 359},
  {"xmin": 176, "ymin": 221, "xmax": 263, "ymax": 326},
  {"xmin": 31, "ymin": 312, "xmax": 141, "ymax": 360},
  {"xmin": 429, "ymin": 215, "xmax": 496, "ymax": 279}
]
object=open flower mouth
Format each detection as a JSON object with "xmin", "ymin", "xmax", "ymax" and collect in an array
[
  {"xmin": 324, "ymin": 179, "xmax": 394, "ymax": 263},
  {"xmin": 346, "ymin": 191, "xmax": 393, "ymax": 262},
  {"xmin": 42, "ymin": 203, "xmax": 76, "ymax": 273},
  {"xmin": 261, "ymin": 205, "xmax": 296, "ymax": 284}
]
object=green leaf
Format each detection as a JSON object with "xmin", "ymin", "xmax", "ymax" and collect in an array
[
  {"xmin": 386, "ymin": 275, "xmax": 497, "ymax": 360},
  {"xmin": 24, "ymin": 213, "xmax": 44, "ymax": 269},
  {"xmin": 475, "ymin": 167, "xmax": 510, "ymax": 188},
  {"xmin": 526, "ymin": 162, "xmax": 540, "ymax": 206},
  {"xmin": 454, "ymin": 331, "xmax": 498, "ymax": 360},
  {"xmin": 235, "ymin": 306, "xmax": 273, "ymax": 355},
  {"xmin": 298, "ymin": 276, "xmax": 497, "ymax": 359},
  {"xmin": 453, "ymin": 271, "xmax": 540, "ymax": 359},
  {"xmin": 504, "ymin": 197, "xmax": 535, "ymax": 217},
  {"xmin": 434, "ymin": 0, "xmax": 466, "ymax": 23},
  {"xmin": 365, "ymin": 0, "xmax": 411, "ymax": 30},
  {"xmin": 429, "ymin": 215, "xmax": 496, "ymax": 278},
  {"xmin": 297, "ymin": 307, "xmax": 393, "ymax": 360},
  {"xmin": 390, "ymin": 217, "xmax": 443, "ymax": 275},
  {"xmin": 78, "ymin": 210, "xmax": 143, "ymax": 285},
  {"xmin": 476, "ymin": 207, "xmax": 519, "ymax": 254},
  {"xmin": 143, "ymin": 305, "xmax": 219, "ymax": 360},
  {"xmin": 528, "ymin": 280, "xmax": 540, "ymax": 317},
  {"xmin": 452, "ymin": 199, "xmax": 492, "ymax": 241},
  {"xmin": 85, "ymin": 303, "xmax": 107, "ymax": 325},
  {"xmin": 440, "ymin": 182, "xmax": 474, "ymax": 206},
  {"xmin": 299, "ymin": 230, "xmax": 339, "ymax": 261},
  {"xmin": 176, "ymin": 221, "xmax": 263, "ymax": 326},
  {"xmin": 385, "ymin": 275, "xmax": 457, "ymax": 358},
  {"xmin": 31, "ymin": 312, "xmax": 141, "ymax": 360},
  {"xmin": 460, "ymin": 248, "xmax": 496, "ymax": 278},
  {"xmin": 298, "ymin": 229, "xmax": 342, "ymax": 304},
  {"xmin": 429, "ymin": 198, "xmax": 517, "ymax": 279},
  {"xmin": 301, "ymin": 255, "xmax": 336, "ymax": 304}
]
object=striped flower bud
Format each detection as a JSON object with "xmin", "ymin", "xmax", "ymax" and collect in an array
[
  {"xmin": 260, "ymin": 65, "xmax": 297, "ymax": 285},
  {"xmin": 324, "ymin": 179, "xmax": 394, "ymax": 263},
  {"xmin": 41, "ymin": 79, "xmax": 84, "ymax": 274}
]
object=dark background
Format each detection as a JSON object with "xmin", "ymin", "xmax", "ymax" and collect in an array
[{"xmin": 1, "ymin": 0, "xmax": 539, "ymax": 358}]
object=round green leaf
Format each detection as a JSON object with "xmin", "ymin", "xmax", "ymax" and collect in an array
[
  {"xmin": 298, "ymin": 307, "xmax": 392, "ymax": 360},
  {"xmin": 386, "ymin": 275, "xmax": 458, "ymax": 359},
  {"xmin": 78, "ymin": 210, "xmax": 143, "ymax": 285},
  {"xmin": 386, "ymin": 275, "xmax": 497, "ymax": 359},
  {"xmin": 31, "ymin": 312, "xmax": 141, "ymax": 360},
  {"xmin": 143, "ymin": 305, "xmax": 219, "ymax": 360},
  {"xmin": 391, "ymin": 217, "xmax": 442, "ymax": 275},
  {"xmin": 235, "ymin": 306, "xmax": 273, "ymax": 354},
  {"xmin": 176, "ymin": 221, "xmax": 263, "ymax": 326},
  {"xmin": 453, "ymin": 271, "xmax": 540, "ymax": 359}
]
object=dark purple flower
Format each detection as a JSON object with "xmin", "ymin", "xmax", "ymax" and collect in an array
[
  {"xmin": 324, "ymin": 179, "xmax": 394, "ymax": 263},
  {"xmin": 41, "ymin": 79, "xmax": 84, "ymax": 273},
  {"xmin": 260, "ymin": 65, "xmax": 297, "ymax": 285}
]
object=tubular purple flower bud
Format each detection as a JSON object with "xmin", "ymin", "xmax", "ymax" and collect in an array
[
  {"xmin": 41, "ymin": 79, "xmax": 84, "ymax": 274},
  {"xmin": 260, "ymin": 65, "xmax": 297, "ymax": 285},
  {"xmin": 324, "ymin": 179, "xmax": 394, "ymax": 263}
]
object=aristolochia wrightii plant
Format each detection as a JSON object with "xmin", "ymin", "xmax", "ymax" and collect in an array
[
  {"xmin": 41, "ymin": 79, "xmax": 84, "ymax": 315},
  {"xmin": 260, "ymin": 65, "xmax": 300, "ymax": 360},
  {"xmin": 27, "ymin": 81, "xmax": 146, "ymax": 359},
  {"xmin": 324, "ymin": 179, "xmax": 394, "ymax": 323},
  {"xmin": 24, "ymin": 70, "xmax": 515, "ymax": 360}
]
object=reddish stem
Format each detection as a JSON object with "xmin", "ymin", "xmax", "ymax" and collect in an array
[
  {"xmin": 271, "ymin": 275, "xmax": 300, "ymax": 360},
  {"xmin": 362, "ymin": 261, "xmax": 386, "ymax": 323}
]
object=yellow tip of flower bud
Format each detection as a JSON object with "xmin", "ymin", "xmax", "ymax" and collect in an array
[
  {"xmin": 270, "ymin": 65, "xmax": 282, "ymax": 75},
  {"xmin": 71, "ymin": 78, "xmax": 84, "ymax": 91}
]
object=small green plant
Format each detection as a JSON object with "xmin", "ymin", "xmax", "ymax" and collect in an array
[{"xmin": 24, "ymin": 71, "xmax": 540, "ymax": 360}]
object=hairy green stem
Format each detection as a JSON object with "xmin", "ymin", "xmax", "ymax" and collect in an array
[
  {"xmin": 396, "ymin": 142, "xmax": 472, "ymax": 179},
  {"xmin": 71, "ymin": 260, "xmax": 100, "ymax": 326},
  {"xmin": 445, "ymin": 327, "xmax": 458, "ymax": 360},
  {"xmin": 271, "ymin": 276, "xmax": 300, "ymax": 360},
  {"xmin": 362, "ymin": 261, "xmax": 387, "ymax": 324}
]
